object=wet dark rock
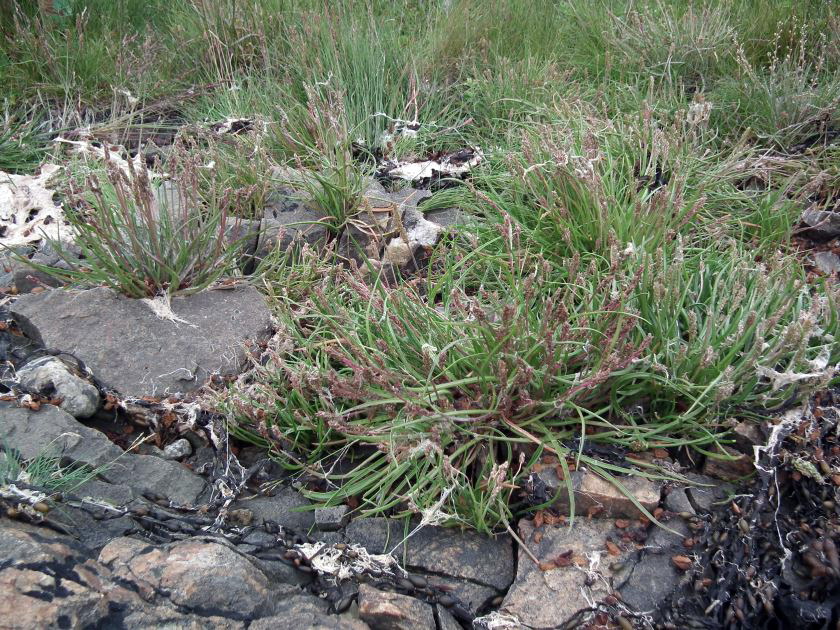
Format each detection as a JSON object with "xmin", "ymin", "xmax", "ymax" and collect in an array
[
  {"xmin": 315, "ymin": 505, "xmax": 350, "ymax": 531},
  {"xmin": 0, "ymin": 403, "xmax": 123, "ymax": 467},
  {"xmin": 235, "ymin": 486, "xmax": 316, "ymax": 531},
  {"xmin": 358, "ymin": 583, "xmax": 436, "ymax": 630},
  {"xmin": 101, "ymin": 453, "xmax": 208, "ymax": 506},
  {"xmin": 16, "ymin": 356, "xmax": 100, "ymax": 418},
  {"xmin": 801, "ymin": 208, "xmax": 840, "ymax": 240},
  {"xmin": 255, "ymin": 189, "xmax": 331, "ymax": 260},
  {"xmin": 10, "ymin": 285, "xmax": 272, "ymax": 398}
]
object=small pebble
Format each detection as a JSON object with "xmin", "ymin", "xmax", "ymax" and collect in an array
[{"xmin": 162, "ymin": 438, "xmax": 193, "ymax": 460}]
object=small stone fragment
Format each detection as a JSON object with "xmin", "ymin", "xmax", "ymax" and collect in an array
[
  {"xmin": 162, "ymin": 438, "xmax": 193, "ymax": 460},
  {"xmin": 538, "ymin": 469, "xmax": 660, "ymax": 519},
  {"xmin": 701, "ymin": 445, "xmax": 754, "ymax": 481},
  {"xmin": 315, "ymin": 505, "xmax": 349, "ymax": 531},
  {"xmin": 813, "ymin": 251, "xmax": 840, "ymax": 275},
  {"xmin": 358, "ymin": 583, "xmax": 436, "ymax": 630}
]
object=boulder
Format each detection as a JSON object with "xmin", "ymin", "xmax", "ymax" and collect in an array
[
  {"xmin": 10, "ymin": 285, "xmax": 272, "ymax": 398},
  {"xmin": 16, "ymin": 356, "xmax": 100, "ymax": 418},
  {"xmin": 99, "ymin": 537, "xmax": 282, "ymax": 620}
]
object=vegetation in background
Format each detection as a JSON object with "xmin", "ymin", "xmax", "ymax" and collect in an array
[{"xmin": 2, "ymin": 0, "xmax": 838, "ymax": 531}]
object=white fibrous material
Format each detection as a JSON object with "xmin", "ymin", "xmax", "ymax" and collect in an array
[
  {"xmin": 384, "ymin": 147, "xmax": 484, "ymax": 182},
  {"xmin": 56, "ymin": 138, "xmax": 153, "ymax": 178},
  {"xmin": 472, "ymin": 611, "xmax": 523, "ymax": 629},
  {"xmin": 295, "ymin": 542, "xmax": 406, "ymax": 583},
  {"xmin": 0, "ymin": 164, "xmax": 71, "ymax": 246}
]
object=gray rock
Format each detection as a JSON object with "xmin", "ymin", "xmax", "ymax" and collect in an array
[
  {"xmin": 11, "ymin": 266, "xmax": 62, "ymax": 293},
  {"xmin": 381, "ymin": 207, "xmax": 443, "ymax": 268},
  {"xmin": 684, "ymin": 474, "xmax": 734, "ymax": 512},
  {"xmin": 10, "ymin": 285, "xmax": 273, "ymax": 398},
  {"xmin": 338, "ymin": 186, "xmax": 433, "ymax": 266},
  {"xmin": 253, "ymin": 557, "xmax": 313, "ymax": 587},
  {"xmin": 16, "ymin": 356, "xmax": 100, "ymax": 418},
  {"xmin": 501, "ymin": 518, "xmax": 630, "ymax": 629},
  {"xmin": 0, "ymin": 566, "xmax": 108, "ymax": 628},
  {"xmin": 425, "ymin": 574, "xmax": 498, "ymax": 616},
  {"xmin": 163, "ymin": 438, "xmax": 193, "ymax": 460},
  {"xmin": 315, "ymin": 505, "xmax": 349, "ymax": 531},
  {"xmin": 44, "ymin": 504, "xmax": 138, "ymax": 551},
  {"xmin": 0, "ymin": 403, "xmax": 123, "ymax": 467},
  {"xmin": 345, "ymin": 517, "xmax": 514, "ymax": 594},
  {"xmin": 235, "ymin": 487, "xmax": 315, "ymax": 531},
  {"xmin": 255, "ymin": 190, "xmax": 331, "ymax": 259},
  {"xmin": 801, "ymin": 208, "xmax": 840, "ymax": 240},
  {"xmin": 436, "ymin": 605, "xmax": 463, "ymax": 630},
  {"xmin": 252, "ymin": 606, "xmax": 369, "ymax": 630},
  {"xmin": 424, "ymin": 207, "xmax": 472, "ymax": 228},
  {"xmin": 100, "ymin": 537, "xmax": 281, "ymax": 620},
  {"xmin": 121, "ymin": 607, "xmax": 245, "ymax": 629},
  {"xmin": 358, "ymin": 584, "xmax": 435, "ymax": 630},
  {"xmin": 814, "ymin": 251, "xmax": 840, "ymax": 275},
  {"xmin": 663, "ymin": 484, "xmax": 694, "ymax": 515},
  {"xmin": 101, "ymin": 454, "xmax": 208, "ymax": 505},
  {"xmin": 11, "ymin": 240, "xmax": 79, "ymax": 293},
  {"xmin": 619, "ymin": 552, "xmax": 682, "ymax": 613}
]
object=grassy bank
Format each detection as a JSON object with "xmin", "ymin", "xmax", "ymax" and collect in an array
[{"xmin": 2, "ymin": 0, "xmax": 838, "ymax": 532}]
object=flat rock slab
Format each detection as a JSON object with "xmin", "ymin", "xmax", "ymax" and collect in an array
[
  {"xmin": 502, "ymin": 518, "xmax": 631, "ymax": 629},
  {"xmin": 11, "ymin": 285, "xmax": 272, "ymax": 398},
  {"xmin": 345, "ymin": 517, "xmax": 514, "ymax": 592},
  {"xmin": 100, "ymin": 453, "xmax": 208, "ymax": 506},
  {"xmin": 0, "ymin": 403, "xmax": 123, "ymax": 467}
]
